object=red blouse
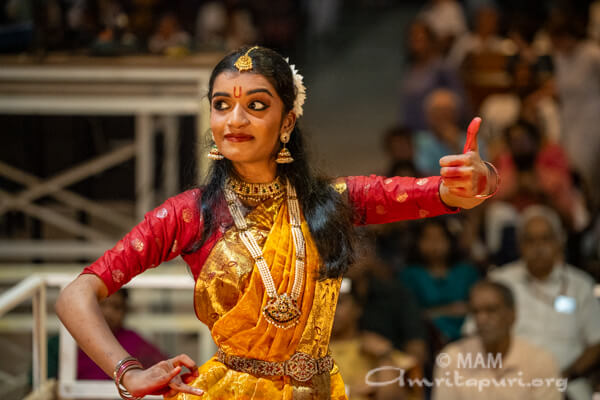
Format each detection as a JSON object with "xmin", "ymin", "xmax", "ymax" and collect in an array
[{"xmin": 83, "ymin": 175, "xmax": 457, "ymax": 295}]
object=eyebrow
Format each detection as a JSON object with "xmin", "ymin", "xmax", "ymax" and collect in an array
[
  {"xmin": 247, "ymin": 88, "xmax": 273, "ymax": 97},
  {"xmin": 211, "ymin": 88, "xmax": 274, "ymax": 98}
]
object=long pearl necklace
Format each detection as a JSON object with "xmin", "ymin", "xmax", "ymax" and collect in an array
[{"xmin": 224, "ymin": 179, "xmax": 305, "ymax": 329}]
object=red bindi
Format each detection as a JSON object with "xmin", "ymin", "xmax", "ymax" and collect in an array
[{"xmin": 233, "ymin": 86, "xmax": 242, "ymax": 98}]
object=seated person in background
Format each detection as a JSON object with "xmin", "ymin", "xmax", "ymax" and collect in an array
[
  {"xmin": 148, "ymin": 13, "xmax": 190, "ymax": 55},
  {"xmin": 484, "ymin": 119, "xmax": 589, "ymax": 266},
  {"xmin": 446, "ymin": 4, "xmax": 505, "ymax": 69},
  {"xmin": 381, "ymin": 125, "xmax": 419, "ymax": 178},
  {"xmin": 330, "ymin": 277, "xmax": 423, "ymax": 400},
  {"xmin": 399, "ymin": 218, "xmax": 479, "ymax": 343},
  {"xmin": 433, "ymin": 280, "xmax": 564, "ymax": 400},
  {"xmin": 494, "ymin": 119, "xmax": 588, "ymax": 232},
  {"xmin": 488, "ymin": 205, "xmax": 600, "ymax": 400},
  {"xmin": 347, "ymin": 254, "xmax": 429, "ymax": 369},
  {"xmin": 78, "ymin": 289, "xmax": 166, "ymax": 379},
  {"xmin": 398, "ymin": 19, "xmax": 466, "ymax": 132},
  {"xmin": 414, "ymin": 89, "xmax": 484, "ymax": 176}
]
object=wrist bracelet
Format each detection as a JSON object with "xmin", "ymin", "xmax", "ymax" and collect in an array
[
  {"xmin": 113, "ymin": 357, "xmax": 143, "ymax": 400},
  {"xmin": 474, "ymin": 161, "xmax": 500, "ymax": 199}
]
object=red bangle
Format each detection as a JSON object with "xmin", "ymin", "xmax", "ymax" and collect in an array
[
  {"xmin": 474, "ymin": 161, "xmax": 500, "ymax": 199},
  {"xmin": 113, "ymin": 357, "xmax": 143, "ymax": 400}
]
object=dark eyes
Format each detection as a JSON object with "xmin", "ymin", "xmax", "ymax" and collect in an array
[
  {"xmin": 213, "ymin": 100, "xmax": 230, "ymax": 111},
  {"xmin": 212, "ymin": 100, "xmax": 268, "ymax": 111},
  {"xmin": 248, "ymin": 100, "xmax": 268, "ymax": 111}
]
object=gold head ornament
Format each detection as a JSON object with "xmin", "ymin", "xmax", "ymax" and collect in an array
[{"xmin": 234, "ymin": 46, "xmax": 260, "ymax": 72}]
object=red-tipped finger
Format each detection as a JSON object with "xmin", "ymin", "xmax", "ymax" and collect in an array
[{"xmin": 463, "ymin": 117, "xmax": 481, "ymax": 154}]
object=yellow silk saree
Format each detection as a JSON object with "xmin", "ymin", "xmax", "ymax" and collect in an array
[{"xmin": 172, "ymin": 194, "xmax": 347, "ymax": 400}]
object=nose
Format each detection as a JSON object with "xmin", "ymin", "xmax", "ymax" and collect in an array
[{"xmin": 227, "ymin": 103, "xmax": 250, "ymax": 128}]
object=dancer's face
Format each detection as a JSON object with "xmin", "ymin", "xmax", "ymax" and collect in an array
[{"xmin": 210, "ymin": 71, "xmax": 295, "ymax": 168}]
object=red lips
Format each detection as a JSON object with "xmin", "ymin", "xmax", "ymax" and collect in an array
[{"xmin": 224, "ymin": 133, "xmax": 254, "ymax": 142}]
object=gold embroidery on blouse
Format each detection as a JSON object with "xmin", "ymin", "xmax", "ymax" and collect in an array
[
  {"xmin": 131, "ymin": 238, "xmax": 144, "ymax": 252},
  {"xmin": 396, "ymin": 192, "xmax": 408, "ymax": 203},
  {"xmin": 182, "ymin": 208, "xmax": 193, "ymax": 223}
]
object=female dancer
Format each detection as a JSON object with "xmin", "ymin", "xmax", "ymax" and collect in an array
[{"xmin": 56, "ymin": 46, "xmax": 497, "ymax": 399}]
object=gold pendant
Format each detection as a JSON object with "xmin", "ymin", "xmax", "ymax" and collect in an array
[{"xmin": 262, "ymin": 294, "xmax": 301, "ymax": 329}]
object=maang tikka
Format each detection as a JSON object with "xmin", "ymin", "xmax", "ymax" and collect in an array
[
  {"xmin": 276, "ymin": 132, "xmax": 294, "ymax": 164},
  {"xmin": 234, "ymin": 46, "xmax": 259, "ymax": 72}
]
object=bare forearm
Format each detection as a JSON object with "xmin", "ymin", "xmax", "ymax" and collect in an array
[
  {"xmin": 563, "ymin": 343, "xmax": 600, "ymax": 379},
  {"xmin": 55, "ymin": 274, "xmax": 129, "ymax": 378}
]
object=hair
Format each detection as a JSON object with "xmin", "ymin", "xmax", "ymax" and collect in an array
[
  {"xmin": 516, "ymin": 204, "xmax": 566, "ymax": 245},
  {"xmin": 406, "ymin": 19, "xmax": 438, "ymax": 62},
  {"xmin": 470, "ymin": 280, "xmax": 515, "ymax": 310},
  {"xmin": 196, "ymin": 46, "xmax": 356, "ymax": 279},
  {"xmin": 382, "ymin": 125, "xmax": 412, "ymax": 149},
  {"xmin": 547, "ymin": 13, "xmax": 587, "ymax": 40},
  {"xmin": 409, "ymin": 217, "xmax": 462, "ymax": 265},
  {"xmin": 505, "ymin": 119, "xmax": 541, "ymax": 146}
]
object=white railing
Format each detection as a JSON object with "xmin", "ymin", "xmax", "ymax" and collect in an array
[
  {"xmin": 0, "ymin": 272, "xmax": 215, "ymax": 400},
  {"xmin": 0, "ymin": 275, "xmax": 47, "ymax": 392}
]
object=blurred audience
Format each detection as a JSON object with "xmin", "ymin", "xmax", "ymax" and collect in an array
[
  {"xmin": 495, "ymin": 120, "xmax": 588, "ymax": 229},
  {"xmin": 381, "ymin": 125, "xmax": 418, "ymax": 178},
  {"xmin": 548, "ymin": 14, "xmax": 600, "ymax": 204},
  {"xmin": 399, "ymin": 219, "xmax": 480, "ymax": 343},
  {"xmin": 347, "ymin": 253, "xmax": 430, "ymax": 368},
  {"xmin": 447, "ymin": 4, "xmax": 504, "ymax": 69},
  {"xmin": 418, "ymin": 0, "xmax": 467, "ymax": 55},
  {"xmin": 330, "ymin": 276, "xmax": 423, "ymax": 400},
  {"xmin": 488, "ymin": 206, "xmax": 600, "ymax": 400},
  {"xmin": 398, "ymin": 19, "xmax": 466, "ymax": 132},
  {"xmin": 485, "ymin": 119, "xmax": 589, "ymax": 265},
  {"xmin": 148, "ymin": 13, "xmax": 190, "ymax": 55},
  {"xmin": 434, "ymin": 280, "xmax": 564, "ymax": 400},
  {"xmin": 414, "ymin": 89, "xmax": 475, "ymax": 175}
]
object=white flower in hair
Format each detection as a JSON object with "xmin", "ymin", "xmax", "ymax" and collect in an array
[{"xmin": 285, "ymin": 58, "xmax": 307, "ymax": 117}]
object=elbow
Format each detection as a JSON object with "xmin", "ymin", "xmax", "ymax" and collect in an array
[
  {"xmin": 54, "ymin": 284, "xmax": 72, "ymax": 322},
  {"xmin": 54, "ymin": 274, "xmax": 104, "ymax": 322}
]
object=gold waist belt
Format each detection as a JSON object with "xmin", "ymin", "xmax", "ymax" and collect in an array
[{"xmin": 216, "ymin": 348, "xmax": 334, "ymax": 382}]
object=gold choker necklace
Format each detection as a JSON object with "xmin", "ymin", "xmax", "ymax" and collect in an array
[{"xmin": 226, "ymin": 176, "xmax": 285, "ymax": 202}]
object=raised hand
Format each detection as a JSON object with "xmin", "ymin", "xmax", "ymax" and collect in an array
[
  {"xmin": 439, "ymin": 117, "xmax": 498, "ymax": 209},
  {"xmin": 121, "ymin": 354, "xmax": 205, "ymax": 398}
]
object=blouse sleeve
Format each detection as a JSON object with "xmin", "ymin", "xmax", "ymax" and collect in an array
[
  {"xmin": 81, "ymin": 189, "xmax": 203, "ymax": 295},
  {"xmin": 343, "ymin": 175, "xmax": 458, "ymax": 225}
]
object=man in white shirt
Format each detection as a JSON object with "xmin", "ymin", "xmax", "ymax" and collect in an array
[
  {"xmin": 490, "ymin": 205, "xmax": 600, "ymax": 400},
  {"xmin": 433, "ymin": 280, "xmax": 564, "ymax": 400}
]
